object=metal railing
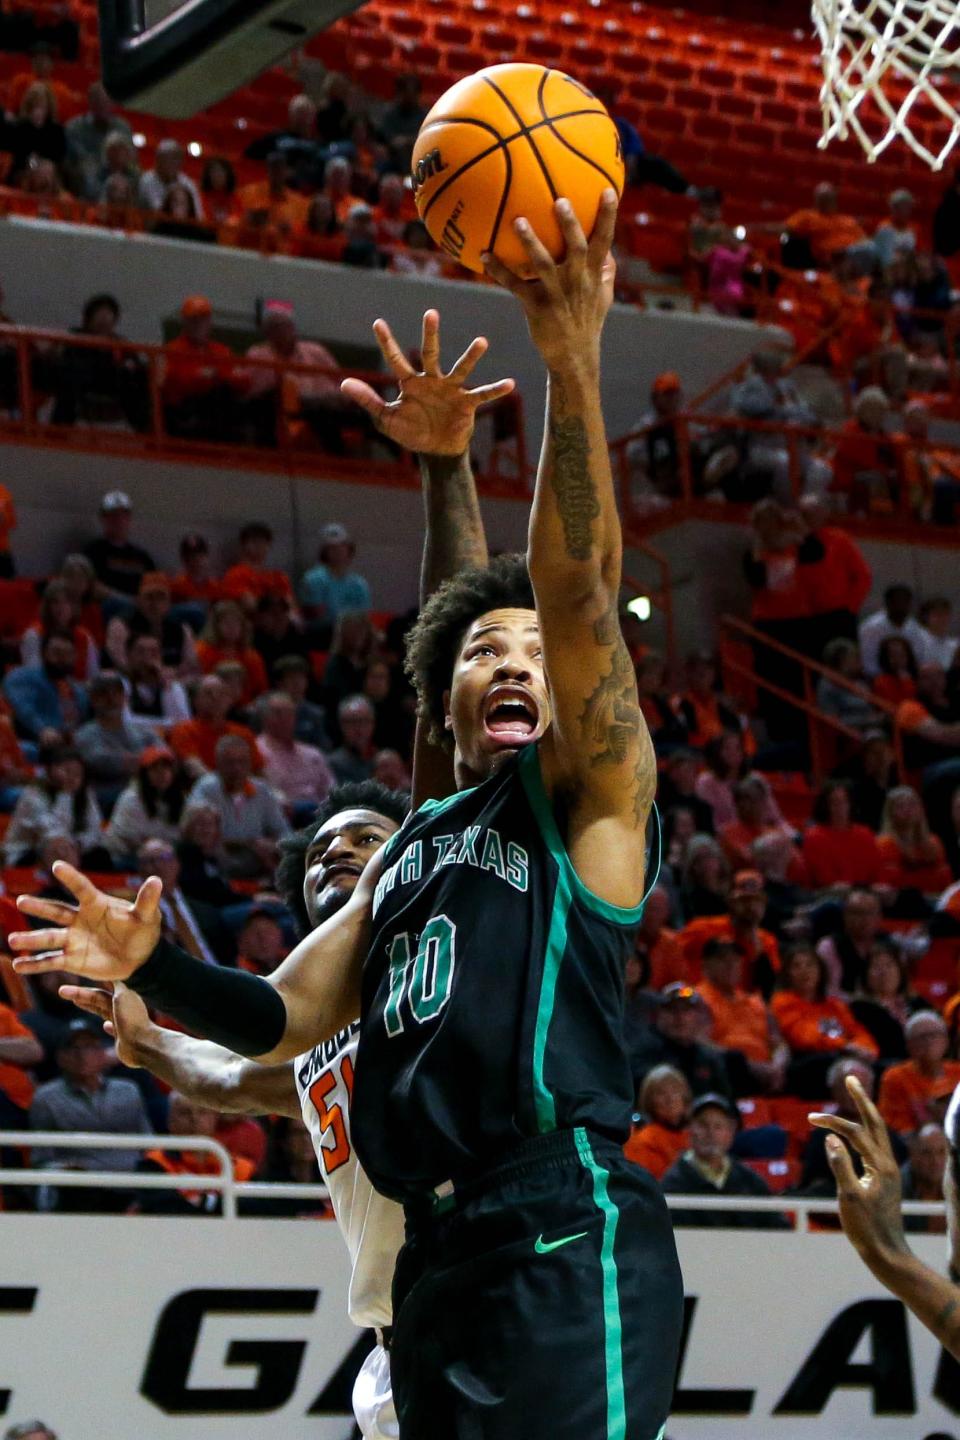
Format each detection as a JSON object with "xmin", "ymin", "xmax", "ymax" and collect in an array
[
  {"xmin": 0, "ymin": 1133, "xmax": 945, "ymax": 1229},
  {"xmin": 0, "ymin": 321, "xmax": 528, "ymax": 494},
  {"xmin": 718, "ymin": 612, "xmax": 906, "ymax": 783}
]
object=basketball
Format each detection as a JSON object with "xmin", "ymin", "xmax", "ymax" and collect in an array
[{"xmin": 410, "ymin": 63, "xmax": 624, "ymax": 275}]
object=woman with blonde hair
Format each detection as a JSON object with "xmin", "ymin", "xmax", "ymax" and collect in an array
[
  {"xmin": 878, "ymin": 785, "xmax": 952, "ymax": 895},
  {"xmin": 5, "ymin": 82, "xmax": 66, "ymax": 181},
  {"xmin": 680, "ymin": 834, "xmax": 732, "ymax": 921},
  {"xmin": 195, "ymin": 599, "xmax": 268, "ymax": 703},
  {"xmin": 624, "ymin": 1066, "xmax": 692, "ymax": 1179}
]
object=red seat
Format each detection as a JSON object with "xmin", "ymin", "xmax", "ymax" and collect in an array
[
  {"xmin": 912, "ymin": 938, "xmax": 960, "ymax": 1008},
  {"xmin": 700, "ymin": 65, "xmax": 736, "ymax": 91},
  {"xmin": 0, "ymin": 580, "xmax": 39, "ymax": 641},
  {"xmin": 659, "ymin": 57, "xmax": 693, "ymax": 83},
  {"xmin": 691, "ymin": 112, "xmax": 732, "ymax": 143},
  {"xmin": 768, "ymin": 1097, "xmax": 823, "ymax": 1159},
  {"xmin": 674, "ymin": 84, "xmax": 712, "ymax": 112},
  {"xmin": 741, "ymin": 70, "xmax": 780, "ymax": 98},
  {"xmin": 737, "ymin": 1096, "xmax": 773, "ymax": 1128},
  {"xmin": 745, "ymin": 1158, "xmax": 801, "ymax": 1194},
  {"xmin": 434, "ymin": 16, "xmax": 472, "ymax": 44},
  {"xmin": 525, "ymin": 31, "xmax": 563, "ymax": 60},
  {"xmin": 643, "ymin": 106, "xmax": 688, "ymax": 137},
  {"xmin": 627, "ymin": 78, "xmax": 669, "ymax": 105},
  {"xmin": 716, "ymin": 91, "xmax": 756, "ymax": 119},
  {"xmin": 759, "ymin": 98, "xmax": 797, "ymax": 125}
]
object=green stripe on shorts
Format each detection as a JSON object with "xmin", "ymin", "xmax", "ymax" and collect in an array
[{"xmin": 575, "ymin": 1127, "xmax": 626, "ymax": 1440}]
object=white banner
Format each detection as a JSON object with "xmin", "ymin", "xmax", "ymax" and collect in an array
[{"xmin": 0, "ymin": 1214, "xmax": 958, "ymax": 1439}]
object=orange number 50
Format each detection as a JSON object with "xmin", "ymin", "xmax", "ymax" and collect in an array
[{"xmin": 309, "ymin": 1054, "xmax": 354, "ymax": 1175}]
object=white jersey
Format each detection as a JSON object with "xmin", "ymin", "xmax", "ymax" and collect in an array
[{"xmin": 294, "ymin": 1023, "xmax": 406, "ymax": 1330}]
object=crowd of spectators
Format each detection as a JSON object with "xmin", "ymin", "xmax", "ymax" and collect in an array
[{"xmin": 0, "ymin": 487, "xmax": 421, "ymax": 1203}]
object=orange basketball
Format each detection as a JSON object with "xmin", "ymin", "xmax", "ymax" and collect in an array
[{"xmin": 411, "ymin": 63, "xmax": 624, "ymax": 275}]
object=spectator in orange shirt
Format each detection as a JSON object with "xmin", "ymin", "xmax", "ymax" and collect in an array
[
  {"xmin": 771, "ymin": 943, "xmax": 879, "ymax": 1096},
  {"xmin": 830, "ymin": 387, "xmax": 904, "ymax": 514},
  {"xmin": 0, "ymin": 999, "xmax": 43, "ymax": 1131},
  {"xmin": 680, "ymin": 868, "xmax": 780, "ymax": 994},
  {"xmin": 797, "ymin": 494, "xmax": 872, "ymax": 647},
  {"xmin": 169, "ymin": 674, "xmax": 261, "ymax": 781},
  {"xmin": 168, "ymin": 533, "xmax": 221, "ymax": 636},
  {"xmin": 221, "ymin": 521, "xmax": 294, "ymax": 611},
  {"xmin": 321, "ymin": 154, "xmax": 365, "ymax": 224},
  {"xmin": 238, "ymin": 151, "xmax": 308, "ymax": 237},
  {"xmin": 138, "ymin": 1090, "xmax": 255, "ymax": 1214},
  {"xmin": 195, "ymin": 600, "xmax": 269, "ymax": 705},
  {"xmin": 697, "ymin": 937, "xmax": 789, "ymax": 1094},
  {"xmin": 634, "ymin": 885, "xmax": 689, "ymax": 991},
  {"xmin": 674, "ymin": 653, "xmax": 753, "ymax": 754},
  {"xmin": 785, "ymin": 182, "xmax": 870, "ymax": 269},
  {"xmin": 801, "ymin": 779, "xmax": 883, "ymax": 890},
  {"xmin": 877, "ymin": 785, "xmax": 952, "ymax": 896},
  {"xmin": 0, "ymin": 480, "xmax": 16, "ymax": 578},
  {"xmin": 872, "ymin": 635, "xmax": 918, "ymax": 706},
  {"xmin": 161, "ymin": 295, "xmax": 247, "ymax": 443},
  {"xmin": 877, "ymin": 1012, "xmax": 960, "ymax": 1134},
  {"xmin": 624, "ymin": 1064, "xmax": 691, "ymax": 1179},
  {"xmin": 289, "ymin": 194, "xmax": 346, "ymax": 263},
  {"xmin": 7, "ymin": 46, "xmax": 80, "ymax": 122},
  {"xmin": 718, "ymin": 776, "xmax": 802, "ymax": 876}
]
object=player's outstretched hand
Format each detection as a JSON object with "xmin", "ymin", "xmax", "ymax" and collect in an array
[
  {"xmin": 482, "ymin": 189, "xmax": 617, "ymax": 371},
  {"xmin": 9, "ymin": 861, "xmax": 163, "ymax": 984},
  {"xmin": 62, "ymin": 981, "xmax": 152, "ymax": 1069},
  {"xmin": 809, "ymin": 1074, "xmax": 909, "ymax": 1269},
  {"xmin": 341, "ymin": 308, "xmax": 514, "ymax": 457}
]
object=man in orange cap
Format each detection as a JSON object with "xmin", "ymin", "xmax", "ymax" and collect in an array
[
  {"xmin": 160, "ymin": 295, "xmax": 247, "ymax": 441},
  {"xmin": 626, "ymin": 370, "xmax": 687, "ymax": 502}
]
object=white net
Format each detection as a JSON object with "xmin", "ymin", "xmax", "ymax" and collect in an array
[{"xmin": 813, "ymin": 0, "xmax": 960, "ymax": 168}]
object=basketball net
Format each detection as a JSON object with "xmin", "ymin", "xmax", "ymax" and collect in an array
[{"xmin": 813, "ymin": 0, "xmax": 960, "ymax": 168}]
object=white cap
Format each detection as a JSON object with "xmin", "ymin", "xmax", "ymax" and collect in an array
[
  {"xmin": 321, "ymin": 522, "xmax": 350, "ymax": 546},
  {"xmin": 101, "ymin": 490, "xmax": 132, "ymax": 512}
]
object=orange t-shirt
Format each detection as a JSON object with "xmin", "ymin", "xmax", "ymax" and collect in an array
[
  {"xmin": 0, "ymin": 483, "xmax": 15, "ymax": 554},
  {"xmin": 7, "ymin": 73, "xmax": 81, "ymax": 119},
  {"xmin": 162, "ymin": 335, "xmax": 242, "ymax": 407},
  {"xmin": 801, "ymin": 526, "xmax": 872, "ymax": 616},
  {"xmin": 0, "ymin": 1002, "xmax": 35, "ymax": 1110},
  {"xmin": 876, "ymin": 834, "xmax": 952, "ymax": 895},
  {"xmin": 785, "ymin": 208, "xmax": 867, "ymax": 266},
  {"xmin": 801, "ymin": 824, "xmax": 882, "ymax": 889},
  {"xmin": 237, "ymin": 180, "xmax": 309, "ymax": 231},
  {"xmin": 624, "ymin": 1122, "xmax": 689, "ymax": 1180},
  {"xmin": 872, "ymin": 674, "xmax": 916, "ymax": 705},
  {"xmin": 168, "ymin": 572, "xmax": 224, "ymax": 606},
  {"xmin": 644, "ymin": 927, "xmax": 692, "ymax": 991},
  {"xmin": 168, "ymin": 717, "xmax": 262, "ymax": 773},
  {"xmin": 194, "ymin": 641, "xmax": 269, "ymax": 704},
  {"xmin": 770, "ymin": 991, "xmax": 879, "ymax": 1057},
  {"xmin": 220, "ymin": 563, "xmax": 294, "ymax": 607},
  {"xmin": 749, "ymin": 546, "xmax": 811, "ymax": 623},
  {"xmin": 697, "ymin": 978, "xmax": 772, "ymax": 1063},
  {"xmin": 679, "ymin": 915, "xmax": 781, "ymax": 990},
  {"xmin": 878, "ymin": 1059, "xmax": 960, "ymax": 1134}
]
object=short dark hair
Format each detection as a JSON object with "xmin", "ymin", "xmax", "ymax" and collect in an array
[
  {"xmin": 274, "ymin": 654, "xmax": 310, "ymax": 678},
  {"xmin": 884, "ymin": 583, "xmax": 912, "ymax": 604},
  {"xmin": 701, "ymin": 937, "xmax": 741, "ymax": 964},
  {"xmin": 877, "ymin": 634, "xmax": 917, "ymax": 677},
  {"xmin": 779, "ymin": 942, "xmax": 828, "ymax": 1000},
  {"xmin": 404, "ymin": 554, "xmax": 535, "ymax": 747},
  {"xmin": 82, "ymin": 292, "xmax": 120, "ymax": 328},
  {"xmin": 240, "ymin": 521, "xmax": 273, "ymax": 544},
  {"xmin": 811, "ymin": 778, "xmax": 852, "ymax": 824},
  {"xmin": 274, "ymin": 781, "xmax": 409, "ymax": 935}
]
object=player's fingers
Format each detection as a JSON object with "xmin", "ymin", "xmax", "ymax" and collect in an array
[
  {"xmin": 481, "ymin": 251, "xmax": 524, "ymax": 294},
  {"xmin": 61, "ymin": 985, "xmax": 112, "ymax": 1019},
  {"xmin": 587, "ymin": 188, "xmax": 619, "ymax": 267},
  {"xmin": 826, "ymin": 1134, "xmax": 861, "ymax": 1192},
  {"xmin": 11, "ymin": 954, "xmax": 68, "ymax": 975},
  {"xmin": 467, "ymin": 377, "xmax": 516, "ymax": 407},
  {"xmin": 420, "ymin": 308, "xmax": 441, "ymax": 376},
  {"xmin": 340, "ymin": 377, "xmax": 388, "ymax": 423},
  {"xmin": 132, "ymin": 875, "xmax": 163, "ymax": 924},
  {"xmin": 50, "ymin": 861, "xmax": 99, "ymax": 907},
  {"xmin": 371, "ymin": 318, "xmax": 414, "ymax": 379},
  {"xmin": 514, "ymin": 218, "xmax": 563, "ymax": 295},
  {"xmin": 7, "ymin": 927, "xmax": 71, "ymax": 954},
  {"xmin": 16, "ymin": 894, "xmax": 77, "ymax": 924},
  {"xmin": 809, "ymin": 1113, "xmax": 865, "ymax": 1148},
  {"xmin": 847, "ymin": 1075, "xmax": 889, "ymax": 1146},
  {"xmin": 447, "ymin": 335, "xmax": 488, "ymax": 383},
  {"xmin": 554, "ymin": 198, "xmax": 587, "ymax": 278}
]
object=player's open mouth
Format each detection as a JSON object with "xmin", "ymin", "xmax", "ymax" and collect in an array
[{"xmin": 482, "ymin": 685, "xmax": 540, "ymax": 746}]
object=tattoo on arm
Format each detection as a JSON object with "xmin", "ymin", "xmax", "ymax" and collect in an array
[
  {"xmin": 579, "ymin": 601, "xmax": 656, "ymax": 826},
  {"xmin": 547, "ymin": 372, "xmax": 599, "ymax": 563},
  {"xmin": 419, "ymin": 452, "xmax": 487, "ymax": 602}
]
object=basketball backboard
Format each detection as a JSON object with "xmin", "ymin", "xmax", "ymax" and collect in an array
[{"xmin": 98, "ymin": 0, "xmax": 363, "ymax": 117}]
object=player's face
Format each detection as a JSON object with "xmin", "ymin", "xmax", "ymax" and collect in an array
[
  {"xmin": 445, "ymin": 608, "xmax": 550, "ymax": 780},
  {"xmin": 303, "ymin": 808, "xmax": 400, "ymax": 928}
]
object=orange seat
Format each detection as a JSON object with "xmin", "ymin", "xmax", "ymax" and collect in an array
[
  {"xmin": 768, "ymin": 1097, "xmax": 822, "ymax": 1159},
  {"xmin": 912, "ymin": 939, "xmax": 960, "ymax": 1009},
  {"xmin": 736, "ymin": 1096, "xmax": 773, "ymax": 1128},
  {"xmin": 744, "ymin": 1157, "xmax": 801, "ymax": 1193}
]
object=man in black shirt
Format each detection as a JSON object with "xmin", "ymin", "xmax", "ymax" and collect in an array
[
  {"xmin": 630, "ymin": 982, "xmax": 732, "ymax": 1098},
  {"xmin": 662, "ymin": 1092, "xmax": 787, "ymax": 1228},
  {"xmin": 83, "ymin": 490, "xmax": 155, "ymax": 608}
]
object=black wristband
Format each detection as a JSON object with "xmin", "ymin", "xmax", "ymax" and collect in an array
[{"xmin": 128, "ymin": 937, "xmax": 287, "ymax": 1057}]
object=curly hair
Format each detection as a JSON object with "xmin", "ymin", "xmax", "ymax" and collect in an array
[
  {"xmin": 404, "ymin": 553, "xmax": 535, "ymax": 748},
  {"xmin": 274, "ymin": 781, "xmax": 410, "ymax": 936}
]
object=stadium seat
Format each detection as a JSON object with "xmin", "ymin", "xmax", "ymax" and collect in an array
[{"xmin": 745, "ymin": 1158, "xmax": 802, "ymax": 1193}]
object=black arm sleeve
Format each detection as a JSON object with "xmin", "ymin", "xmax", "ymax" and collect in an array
[{"xmin": 127, "ymin": 938, "xmax": 287, "ymax": 1057}]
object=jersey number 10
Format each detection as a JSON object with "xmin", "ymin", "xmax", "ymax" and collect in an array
[{"xmin": 384, "ymin": 915, "xmax": 456, "ymax": 1037}]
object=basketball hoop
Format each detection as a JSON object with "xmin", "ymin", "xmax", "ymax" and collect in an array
[{"xmin": 813, "ymin": 0, "xmax": 960, "ymax": 168}]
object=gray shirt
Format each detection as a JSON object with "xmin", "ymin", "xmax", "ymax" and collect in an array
[
  {"xmin": 30, "ymin": 1076, "xmax": 150, "ymax": 1171},
  {"xmin": 327, "ymin": 747, "xmax": 375, "ymax": 785},
  {"xmin": 187, "ymin": 774, "xmax": 291, "ymax": 843},
  {"xmin": 75, "ymin": 717, "xmax": 154, "ymax": 783}
]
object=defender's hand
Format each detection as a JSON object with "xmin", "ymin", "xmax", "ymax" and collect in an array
[
  {"xmin": 62, "ymin": 981, "xmax": 153, "ymax": 1069},
  {"xmin": 10, "ymin": 861, "xmax": 163, "ymax": 983},
  {"xmin": 341, "ymin": 308, "xmax": 515, "ymax": 457},
  {"xmin": 810, "ymin": 1075, "xmax": 909, "ymax": 1266},
  {"xmin": 482, "ymin": 191, "xmax": 618, "ymax": 372}
]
